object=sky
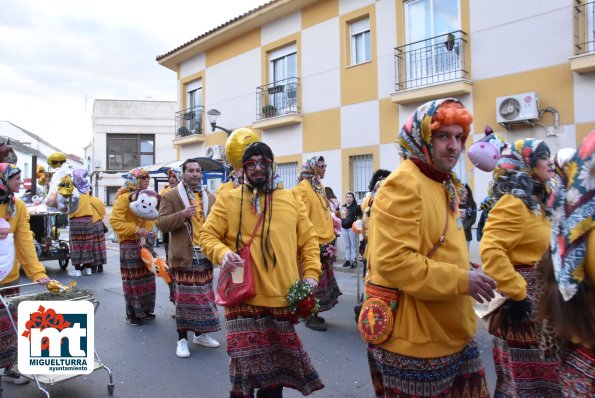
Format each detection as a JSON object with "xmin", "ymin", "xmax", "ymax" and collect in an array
[{"xmin": 0, "ymin": 0, "xmax": 268, "ymax": 156}]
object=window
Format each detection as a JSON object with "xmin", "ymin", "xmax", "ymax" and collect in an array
[
  {"xmin": 587, "ymin": 1, "xmax": 595, "ymax": 53},
  {"xmin": 350, "ymin": 17, "xmax": 371, "ymax": 65},
  {"xmin": 106, "ymin": 186, "xmax": 119, "ymax": 206},
  {"xmin": 184, "ymin": 80, "xmax": 202, "ymax": 134},
  {"xmin": 276, "ymin": 161, "xmax": 299, "ymax": 189},
  {"xmin": 269, "ymin": 44, "xmax": 297, "ymax": 111},
  {"xmin": 349, "ymin": 154, "xmax": 373, "ymax": 203},
  {"xmin": 403, "ymin": 0, "xmax": 461, "ymax": 87},
  {"xmin": 106, "ymin": 134, "xmax": 155, "ymax": 170}
]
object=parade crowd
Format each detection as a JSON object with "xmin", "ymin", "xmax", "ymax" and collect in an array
[{"xmin": 0, "ymin": 98, "xmax": 593, "ymax": 397}]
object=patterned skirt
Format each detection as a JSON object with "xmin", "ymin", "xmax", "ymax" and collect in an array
[
  {"xmin": 119, "ymin": 240, "xmax": 156, "ymax": 319},
  {"xmin": 0, "ymin": 281, "xmax": 19, "ymax": 369},
  {"xmin": 91, "ymin": 221, "xmax": 107, "ymax": 266},
  {"xmin": 559, "ymin": 345, "xmax": 594, "ymax": 398},
  {"xmin": 69, "ymin": 216, "xmax": 94, "ymax": 265},
  {"xmin": 492, "ymin": 267, "xmax": 561, "ymax": 397},
  {"xmin": 368, "ymin": 340, "xmax": 490, "ymax": 398},
  {"xmin": 315, "ymin": 242, "xmax": 342, "ymax": 312},
  {"xmin": 224, "ymin": 303, "xmax": 324, "ymax": 397},
  {"xmin": 172, "ymin": 250, "xmax": 220, "ymax": 334}
]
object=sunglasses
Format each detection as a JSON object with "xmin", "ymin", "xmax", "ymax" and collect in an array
[
  {"xmin": 317, "ymin": 164, "xmax": 327, "ymax": 169},
  {"xmin": 244, "ymin": 159, "xmax": 272, "ymax": 170},
  {"xmin": 138, "ymin": 176, "xmax": 149, "ymax": 180}
]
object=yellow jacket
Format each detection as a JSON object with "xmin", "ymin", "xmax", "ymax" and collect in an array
[
  {"xmin": 89, "ymin": 196, "xmax": 106, "ymax": 223},
  {"xmin": 109, "ymin": 192, "xmax": 156, "ymax": 242},
  {"xmin": 0, "ymin": 199, "xmax": 48, "ymax": 284},
  {"xmin": 480, "ymin": 194, "xmax": 551, "ymax": 300},
  {"xmin": 216, "ymin": 180, "xmax": 235, "ymax": 196},
  {"xmin": 69, "ymin": 192, "xmax": 93, "ymax": 218},
  {"xmin": 367, "ymin": 160, "xmax": 473, "ymax": 358},
  {"xmin": 198, "ymin": 188, "xmax": 321, "ymax": 307},
  {"xmin": 292, "ymin": 180, "xmax": 335, "ymax": 245}
]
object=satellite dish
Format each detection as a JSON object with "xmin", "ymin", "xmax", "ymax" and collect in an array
[{"xmin": 499, "ymin": 98, "xmax": 521, "ymax": 120}]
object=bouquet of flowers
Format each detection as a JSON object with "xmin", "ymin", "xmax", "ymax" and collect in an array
[{"xmin": 287, "ymin": 280, "xmax": 320, "ymax": 319}]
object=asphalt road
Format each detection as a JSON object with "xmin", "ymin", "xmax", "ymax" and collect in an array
[{"xmin": 4, "ymin": 242, "xmax": 495, "ymax": 398}]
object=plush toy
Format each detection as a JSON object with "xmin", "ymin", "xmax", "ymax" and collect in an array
[
  {"xmin": 140, "ymin": 246, "xmax": 171, "ymax": 283},
  {"xmin": 468, "ymin": 126, "xmax": 507, "ymax": 172},
  {"xmin": 0, "ymin": 218, "xmax": 15, "ymax": 281},
  {"xmin": 129, "ymin": 190, "xmax": 160, "ymax": 220}
]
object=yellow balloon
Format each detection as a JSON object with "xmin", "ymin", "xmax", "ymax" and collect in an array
[{"xmin": 224, "ymin": 128, "xmax": 260, "ymax": 170}]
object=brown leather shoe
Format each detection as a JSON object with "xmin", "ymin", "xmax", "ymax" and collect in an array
[{"xmin": 305, "ymin": 315, "xmax": 327, "ymax": 331}]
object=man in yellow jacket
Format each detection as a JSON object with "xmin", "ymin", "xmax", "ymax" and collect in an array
[
  {"xmin": 365, "ymin": 98, "xmax": 496, "ymax": 398},
  {"xmin": 199, "ymin": 142, "xmax": 324, "ymax": 397}
]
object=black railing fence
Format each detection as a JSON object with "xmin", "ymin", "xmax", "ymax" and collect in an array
[
  {"xmin": 175, "ymin": 105, "xmax": 203, "ymax": 138},
  {"xmin": 574, "ymin": 0, "xmax": 595, "ymax": 55},
  {"xmin": 256, "ymin": 77, "xmax": 300, "ymax": 120},
  {"xmin": 395, "ymin": 30, "xmax": 468, "ymax": 91}
]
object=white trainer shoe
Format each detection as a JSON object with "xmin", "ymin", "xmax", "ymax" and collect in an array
[
  {"xmin": 193, "ymin": 333, "xmax": 220, "ymax": 348},
  {"xmin": 3, "ymin": 370, "xmax": 30, "ymax": 385},
  {"xmin": 176, "ymin": 338, "xmax": 190, "ymax": 358},
  {"xmin": 68, "ymin": 269, "xmax": 82, "ymax": 277},
  {"xmin": 83, "ymin": 268, "xmax": 93, "ymax": 276}
]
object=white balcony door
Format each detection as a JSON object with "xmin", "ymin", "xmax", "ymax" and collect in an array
[
  {"xmin": 269, "ymin": 45, "xmax": 296, "ymax": 112},
  {"xmin": 404, "ymin": 0, "xmax": 461, "ymax": 88},
  {"xmin": 588, "ymin": 1, "xmax": 594, "ymax": 52},
  {"xmin": 185, "ymin": 79, "xmax": 202, "ymax": 133}
]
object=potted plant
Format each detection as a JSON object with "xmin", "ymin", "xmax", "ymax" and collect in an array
[
  {"xmin": 262, "ymin": 104, "xmax": 277, "ymax": 117},
  {"xmin": 444, "ymin": 33, "xmax": 455, "ymax": 51}
]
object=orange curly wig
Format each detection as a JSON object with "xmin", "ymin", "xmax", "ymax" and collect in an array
[{"xmin": 430, "ymin": 101, "xmax": 473, "ymax": 136}]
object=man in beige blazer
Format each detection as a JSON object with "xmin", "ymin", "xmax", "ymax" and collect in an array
[{"xmin": 158, "ymin": 159, "xmax": 220, "ymax": 358}]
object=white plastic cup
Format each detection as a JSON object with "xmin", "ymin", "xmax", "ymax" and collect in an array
[{"xmin": 230, "ymin": 259, "xmax": 246, "ymax": 283}]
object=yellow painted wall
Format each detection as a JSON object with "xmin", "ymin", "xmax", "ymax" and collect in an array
[
  {"xmin": 341, "ymin": 146, "xmax": 380, "ymax": 196},
  {"xmin": 275, "ymin": 154, "xmax": 302, "ymax": 165},
  {"xmin": 204, "ymin": 132, "xmax": 229, "ymax": 147},
  {"xmin": 576, "ymin": 122, "xmax": 595, "ymax": 145},
  {"xmin": 340, "ymin": 5, "xmax": 378, "ymax": 105},
  {"xmin": 379, "ymin": 98, "xmax": 399, "ymax": 144},
  {"xmin": 473, "ymin": 64, "xmax": 574, "ymax": 131},
  {"xmin": 206, "ymin": 29, "xmax": 260, "ymax": 68},
  {"xmin": 302, "ymin": 0, "xmax": 338, "ymax": 30},
  {"xmin": 302, "ymin": 108, "xmax": 341, "ymax": 152}
]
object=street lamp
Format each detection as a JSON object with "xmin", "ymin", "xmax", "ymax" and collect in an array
[{"xmin": 206, "ymin": 108, "xmax": 232, "ymax": 135}]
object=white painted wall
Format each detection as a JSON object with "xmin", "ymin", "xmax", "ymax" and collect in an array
[
  {"xmin": 180, "ymin": 142, "xmax": 204, "ymax": 160},
  {"xmin": 376, "ymin": 0, "xmax": 397, "ymax": 98},
  {"xmin": 261, "ymin": 11, "xmax": 301, "ymax": 45},
  {"xmin": 573, "ymin": 72, "xmax": 595, "ymax": 124},
  {"xmin": 379, "ymin": 143, "xmax": 400, "ymax": 172},
  {"xmin": 205, "ymin": 48, "xmax": 261, "ymax": 128},
  {"xmin": 471, "ymin": 5, "xmax": 573, "ymax": 80},
  {"xmin": 301, "ymin": 18, "xmax": 341, "ymax": 113},
  {"xmin": 341, "ymin": 100, "xmax": 380, "ymax": 148},
  {"xmin": 338, "ymin": 0, "xmax": 375, "ymax": 15},
  {"xmin": 262, "ymin": 124, "xmax": 303, "ymax": 157},
  {"xmin": 180, "ymin": 53, "xmax": 206, "ymax": 79}
]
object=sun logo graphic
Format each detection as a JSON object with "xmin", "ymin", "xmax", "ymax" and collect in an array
[{"xmin": 17, "ymin": 301, "xmax": 94, "ymax": 374}]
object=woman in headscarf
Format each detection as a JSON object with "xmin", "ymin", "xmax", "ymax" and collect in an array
[
  {"xmin": 88, "ymin": 188, "xmax": 107, "ymax": 273},
  {"xmin": 480, "ymin": 138, "xmax": 562, "ymax": 397},
  {"xmin": 0, "ymin": 163, "xmax": 50, "ymax": 385},
  {"xmin": 535, "ymin": 131, "xmax": 594, "ymax": 397},
  {"xmin": 68, "ymin": 168, "xmax": 94, "ymax": 276},
  {"xmin": 109, "ymin": 167, "xmax": 156, "ymax": 326}
]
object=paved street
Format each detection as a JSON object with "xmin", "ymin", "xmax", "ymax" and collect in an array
[{"xmin": 5, "ymin": 241, "xmax": 495, "ymax": 398}]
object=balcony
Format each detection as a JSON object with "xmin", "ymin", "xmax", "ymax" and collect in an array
[
  {"xmin": 391, "ymin": 30, "xmax": 472, "ymax": 105},
  {"xmin": 570, "ymin": 0, "xmax": 595, "ymax": 73},
  {"xmin": 174, "ymin": 105, "xmax": 205, "ymax": 145},
  {"xmin": 253, "ymin": 77, "xmax": 302, "ymax": 130}
]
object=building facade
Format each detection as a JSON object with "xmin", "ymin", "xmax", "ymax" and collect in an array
[
  {"xmin": 86, "ymin": 99, "xmax": 177, "ymax": 206},
  {"xmin": 156, "ymin": 0, "xmax": 595, "ymax": 204}
]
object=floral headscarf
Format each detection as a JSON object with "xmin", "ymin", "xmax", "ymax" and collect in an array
[
  {"xmin": 490, "ymin": 138, "xmax": 551, "ymax": 214},
  {"xmin": 396, "ymin": 98, "xmax": 467, "ymax": 215},
  {"xmin": 167, "ymin": 167, "xmax": 182, "ymax": 183},
  {"xmin": 298, "ymin": 155, "xmax": 330, "ymax": 210},
  {"xmin": 116, "ymin": 167, "xmax": 150, "ymax": 198},
  {"xmin": 0, "ymin": 163, "xmax": 21, "ymax": 219},
  {"xmin": 549, "ymin": 131, "xmax": 595, "ymax": 301},
  {"xmin": 72, "ymin": 168, "xmax": 90, "ymax": 194}
]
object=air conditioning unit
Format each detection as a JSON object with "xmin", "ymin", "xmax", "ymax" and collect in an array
[
  {"xmin": 206, "ymin": 145, "xmax": 224, "ymax": 160},
  {"xmin": 496, "ymin": 92, "xmax": 539, "ymax": 124}
]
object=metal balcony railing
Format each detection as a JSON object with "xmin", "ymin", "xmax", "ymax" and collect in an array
[
  {"xmin": 574, "ymin": 0, "xmax": 595, "ymax": 55},
  {"xmin": 175, "ymin": 105, "xmax": 203, "ymax": 139},
  {"xmin": 395, "ymin": 30, "xmax": 468, "ymax": 91},
  {"xmin": 256, "ymin": 77, "xmax": 300, "ymax": 120}
]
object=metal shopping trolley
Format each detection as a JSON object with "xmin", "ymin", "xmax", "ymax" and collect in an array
[{"xmin": 0, "ymin": 282, "xmax": 114, "ymax": 397}]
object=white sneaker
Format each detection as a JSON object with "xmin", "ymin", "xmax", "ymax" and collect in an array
[
  {"xmin": 176, "ymin": 338, "xmax": 190, "ymax": 358},
  {"xmin": 68, "ymin": 269, "xmax": 82, "ymax": 277},
  {"xmin": 3, "ymin": 370, "xmax": 30, "ymax": 385},
  {"xmin": 83, "ymin": 268, "xmax": 93, "ymax": 276},
  {"xmin": 193, "ymin": 333, "xmax": 220, "ymax": 348}
]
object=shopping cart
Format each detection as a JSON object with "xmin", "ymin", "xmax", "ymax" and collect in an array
[{"xmin": 0, "ymin": 282, "xmax": 114, "ymax": 397}]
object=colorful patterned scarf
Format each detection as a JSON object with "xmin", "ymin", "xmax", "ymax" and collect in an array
[
  {"xmin": 549, "ymin": 131, "xmax": 595, "ymax": 301},
  {"xmin": 490, "ymin": 138, "xmax": 551, "ymax": 215},
  {"xmin": 244, "ymin": 170, "xmax": 282, "ymax": 214},
  {"xmin": 299, "ymin": 156, "xmax": 330, "ymax": 211},
  {"xmin": 396, "ymin": 98, "xmax": 466, "ymax": 217},
  {"xmin": 0, "ymin": 163, "xmax": 21, "ymax": 220},
  {"xmin": 116, "ymin": 167, "xmax": 150, "ymax": 198}
]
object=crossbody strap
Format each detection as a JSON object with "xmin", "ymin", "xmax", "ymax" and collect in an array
[{"xmin": 245, "ymin": 212, "xmax": 265, "ymax": 248}]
